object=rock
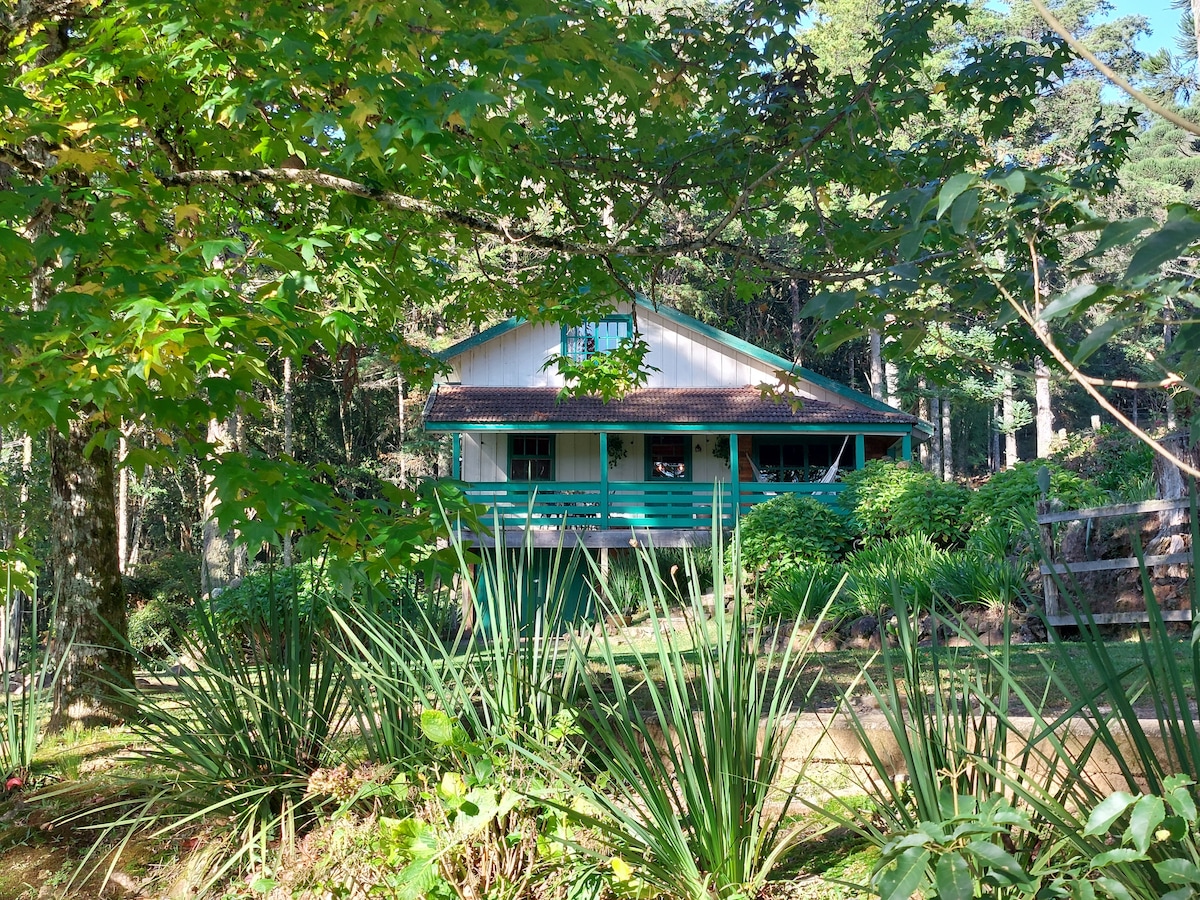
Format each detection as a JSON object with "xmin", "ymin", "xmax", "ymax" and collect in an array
[{"xmin": 844, "ymin": 615, "xmax": 880, "ymax": 650}]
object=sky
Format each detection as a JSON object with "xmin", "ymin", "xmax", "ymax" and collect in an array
[{"xmin": 1104, "ymin": 0, "xmax": 1182, "ymax": 57}]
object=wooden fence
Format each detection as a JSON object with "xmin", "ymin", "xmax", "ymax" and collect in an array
[{"xmin": 1037, "ymin": 497, "xmax": 1194, "ymax": 628}]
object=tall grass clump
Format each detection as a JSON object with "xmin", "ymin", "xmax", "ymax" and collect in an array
[
  {"xmin": 331, "ymin": 524, "xmax": 592, "ymax": 750},
  {"xmin": 533, "ymin": 530, "xmax": 828, "ymax": 900},
  {"xmin": 824, "ymin": 589, "xmax": 1096, "ymax": 852},
  {"xmin": 0, "ymin": 591, "xmax": 59, "ymax": 785},
  {"xmin": 85, "ymin": 569, "xmax": 353, "ymax": 884}
]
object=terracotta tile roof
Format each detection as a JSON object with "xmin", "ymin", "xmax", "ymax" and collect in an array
[{"xmin": 425, "ymin": 386, "xmax": 918, "ymax": 427}]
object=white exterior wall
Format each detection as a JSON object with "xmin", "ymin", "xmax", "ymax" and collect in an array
[{"xmin": 450, "ymin": 303, "xmax": 847, "ymax": 403}]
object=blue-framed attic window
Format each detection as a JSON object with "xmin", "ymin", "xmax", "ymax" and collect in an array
[{"xmin": 561, "ymin": 315, "xmax": 633, "ymax": 362}]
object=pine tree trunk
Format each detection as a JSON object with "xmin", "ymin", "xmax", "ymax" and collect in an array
[
  {"xmin": 941, "ymin": 398, "xmax": 953, "ymax": 481},
  {"xmin": 1003, "ymin": 374, "xmax": 1017, "ymax": 469},
  {"xmin": 1192, "ymin": 0, "xmax": 1200, "ymax": 73},
  {"xmin": 282, "ymin": 356, "xmax": 294, "ymax": 569},
  {"xmin": 869, "ymin": 330, "xmax": 884, "ymax": 402},
  {"xmin": 929, "ymin": 393, "xmax": 942, "ymax": 477},
  {"xmin": 48, "ymin": 416, "xmax": 133, "ymax": 731},
  {"xmin": 1035, "ymin": 356, "xmax": 1053, "ymax": 458},
  {"xmin": 991, "ymin": 402, "xmax": 1001, "ymax": 473},
  {"xmin": 1151, "ymin": 433, "xmax": 1198, "ymax": 577},
  {"xmin": 789, "ymin": 279, "xmax": 804, "ymax": 363},
  {"xmin": 917, "ymin": 378, "xmax": 929, "ymax": 467}
]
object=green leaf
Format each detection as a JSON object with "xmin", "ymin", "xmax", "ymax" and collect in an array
[
  {"xmin": 877, "ymin": 846, "xmax": 930, "ymax": 900},
  {"xmin": 950, "ymin": 188, "xmax": 979, "ymax": 235},
  {"xmin": 937, "ymin": 173, "xmax": 976, "ymax": 219},
  {"xmin": 1087, "ymin": 217, "xmax": 1154, "ymax": 259},
  {"xmin": 1040, "ymin": 283, "xmax": 1098, "ymax": 321},
  {"xmin": 1156, "ymin": 859, "xmax": 1200, "ymax": 885},
  {"xmin": 935, "ymin": 850, "xmax": 974, "ymax": 900},
  {"xmin": 421, "ymin": 709, "xmax": 455, "ymax": 745},
  {"xmin": 965, "ymin": 840, "xmax": 1030, "ymax": 884},
  {"xmin": 992, "ymin": 169, "xmax": 1026, "ymax": 194},
  {"xmin": 1125, "ymin": 216, "xmax": 1200, "ymax": 280},
  {"xmin": 1126, "ymin": 794, "xmax": 1165, "ymax": 854},
  {"xmin": 1073, "ymin": 316, "xmax": 1126, "ymax": 365},
  {"xmin": 1090, "ymin": 848, "xmax": 1147, "ymax": 867},
  {"xmin": 1086, "ymin": 793, "xmax": 1137, "ymax": 835}
]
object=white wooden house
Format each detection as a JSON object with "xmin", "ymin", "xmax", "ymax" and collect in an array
[{"xmin": 424, "ymin": 297, "xmax": 931, "ymax": 546}]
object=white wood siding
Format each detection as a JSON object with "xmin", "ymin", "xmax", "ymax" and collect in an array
[{"xmin": 449, "ymin": 303, "xmax": 849, "ymax": 403}]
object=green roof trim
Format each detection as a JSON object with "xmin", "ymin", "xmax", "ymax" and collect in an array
[
  {"xmin": 438, "ymin": 316, "xmax": 527, "ymax": 360},
  {"xmin": 434, "ymin": 296, "xmax": 934, "ymax": 438}
]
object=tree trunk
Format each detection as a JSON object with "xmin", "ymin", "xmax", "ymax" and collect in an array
[
  {"xmin": 48, "ymin": 417, "xmax": 133, "ymax": 731},
  {"xmin": 1151, "ymin": 433, "xmax": 1199, "ymax": 577},
  {"xmin": 1166, "ymin": 314, "xmax": 1177, "ymax": 431},
  {"xmin": 282, "ymin": 356, "xmax": 294, "ymax": 569},
  {"xmin": 1192, "ymin": 0, "xmax": 1200, "ymax": 73},
  {"xmin": 788, "ymin": 279, "xmax": 805, "ymax": 364},
  {"xmin": 941, "ymin": 397, "xmax": 953, "ymax": 481},
  {"xmin": 868, "ymin": 330, "xmax": 884, "ymax": 402},
  {"xmin": 396, "ymin": 372, "xmax": 407, "ymax": 488},
  {"xmin": 201, "ymin": 414, "xmax": 241, "ymax": 597},
  {"xmin": 117, "ymin": 427, "xmax": 128, "ymax": 574},
  {"xmin": 991, "ymin": 402, "xmax": 1001, "ymax": 473},
  {"xmin": 1003, "ymin": 374, "xmax": 1017, "ymax": 469},
  {"xmin": 1034, "ymin": 356, "xmax": 1053, "ymax": 459},
  {"xmin": 916, "ymin": 378, "xmax": 929, "ymax": 467},
  {"xmin": 929, "ymin": 393, "xmax": 942, "ymax": 476}
]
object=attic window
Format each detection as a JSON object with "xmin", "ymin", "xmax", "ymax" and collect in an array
[{"xmin": 561, "ymin": 316, "xmax": 632, "ymax": 362}]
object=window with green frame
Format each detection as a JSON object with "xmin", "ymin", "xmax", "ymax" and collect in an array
[
  {"xmin": 561, "ymin": 315, "xmax": 632, "ymax": 362},
  {"xmin": 509, "ymin": 434, "xmax": 555, "ymax": 481},
  {"xmin": 645, "ymin": 434, "xmax": 691, "ymax": 480}
]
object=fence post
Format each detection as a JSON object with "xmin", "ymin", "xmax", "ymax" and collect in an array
[{"xmin": 1036, "ymin": 498, "xmax": 1059, "ymax": 620}]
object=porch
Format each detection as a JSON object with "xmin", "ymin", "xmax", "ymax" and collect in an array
[{"xmin": 463, "ymin": 479, "xmax": 848, "ymax": 537}]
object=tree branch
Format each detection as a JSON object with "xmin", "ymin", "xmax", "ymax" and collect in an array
[
  {"xmin": 984, "ymin": 237, "xmax": 1200, "ymax": 479},
  {"xmin": 158, "ymin": 166, "xmax": 952, "ymax": 282}
]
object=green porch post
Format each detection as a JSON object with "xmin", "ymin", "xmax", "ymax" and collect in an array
[
  {"xmin": 729, "ymin": 432, "xmax": 740, "ymax": 527},
  {"xmin": 855, "ymin": 434, "xmax": 865, "ymax": 470},
  {"xmin": 452, "ymin": 432, "xmax": 461, "ymax": 480},
  {"xmin": 901, "ymin": 434, "xmax": 912, "ymax": 462},
  {"xmin": 599, "ymin": 432, "xmax": 610, "ymax": 529}
]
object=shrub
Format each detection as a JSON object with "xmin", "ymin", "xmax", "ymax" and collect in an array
[
  {"xmin": 123, "ymin": 551, "xmax": 200, "ymax": 655},
  {"xmin": 127, "ymin": 596, "xmax": 191, "ymax": 657},
  {"xmin": 964, "ymin": 460, "xmax": 1103, "ymax": 529},
  {"xmin": 738, "ymin": 494, "xmax": 854, "ymax": 586},
  {"xmin": 841, "ymin": 459, "xmax": 970, "ymax": 547},
  {"xmin": 1053, "ymin": 424, "xmax": 1155, "ymax": 498}
]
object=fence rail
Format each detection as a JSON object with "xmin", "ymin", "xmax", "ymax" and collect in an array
[{"xmin": 1037, "ymin": 497, "xmax": 1193, "ymax": 628}]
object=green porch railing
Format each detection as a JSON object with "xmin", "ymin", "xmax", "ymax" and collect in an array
[{"xmin": 464, "ymin": 480, "xmax": 847, "ymax": 530}]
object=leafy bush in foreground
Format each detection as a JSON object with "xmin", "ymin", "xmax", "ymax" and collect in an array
[{"xmin": 738, "ymin": 493, "xmax": 853, "ymax": 586}]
